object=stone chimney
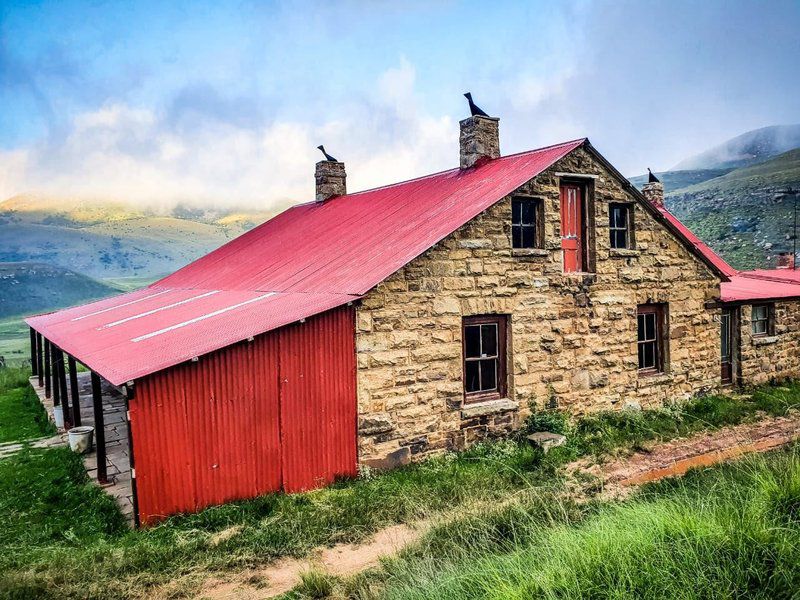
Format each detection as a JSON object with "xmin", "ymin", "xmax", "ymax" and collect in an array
[
  {"xmin": 315, "ymin": 160, "xmax": 346, "ymax": 202},
  {"xmin": 459, "ymin": 115, "xmax": 500, "ymax": 169},
  {"xmin": 642, "ymin": 180, "xmax": 665, "ymax": 208},
  {"xmin": 776, "ymin": 252, "xmax": 796, "ymax": 269}
]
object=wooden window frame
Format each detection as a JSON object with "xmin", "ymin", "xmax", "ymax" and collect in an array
[
  {"xmin": 511, "ymin": 197, "xmax": 544, "ymax": 249},
  {"xmin": 609, "ymin": 203, "xmax": 634, "ymax": 250},
  {"xmin": 462, "ymin": 315, "xmax": 508, "ymax": 403},
  {"xmin": 751, "ymin": 304, "xmax": 774, "ymax": 337},
  {"xmin": 637, "ymin": 304, "xmax": 667, "ymax": 376}
]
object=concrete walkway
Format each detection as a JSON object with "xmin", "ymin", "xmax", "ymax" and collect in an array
[{"xmin": 28, "ymin": 373, "xmax": 135, "ymax": 524}]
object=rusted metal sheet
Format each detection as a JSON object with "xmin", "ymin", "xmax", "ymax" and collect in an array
[
  {"xmin": 26, "ymin": 140, "xmax": 584, "ymax": 385},
  {"xmin": 130, "ymin": 305, "xmax": 356, "ymax": 524}
]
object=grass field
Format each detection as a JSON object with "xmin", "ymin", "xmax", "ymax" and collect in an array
[
  {"xmin": 0, "ymin": 373, "xmax": 798, "ymax": 598},
  {"xmin": 0, "ymin": 368, "xmax": 55, "ymax": 443},
  {"xmin": 0, "ymin": 318, "xmax": 29, "ymax": 367},
  {"xmin": 328, "ymin": 447, "xmax": 800, "ymax": 600}
]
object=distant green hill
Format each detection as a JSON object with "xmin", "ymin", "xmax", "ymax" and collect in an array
[
  {"xmin": 666, "ymin": 148, "xmax": 800, "ymax": 269},
  {"xmin": 0, "ymin": 195, "xmax": 277, "ymax": 280},
  {"xmin": 0, "ymin": 261, "xmax": 120, "ymax": 320}
]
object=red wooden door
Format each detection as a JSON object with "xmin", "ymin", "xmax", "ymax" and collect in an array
[{"xmin": 560, "ymin": 184, "xmax": 583, "ymax": 272}]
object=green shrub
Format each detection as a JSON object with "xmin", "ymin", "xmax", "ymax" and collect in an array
[{"xmin": 523, "ymin": 409, "xmax": 570, "ymax": 436}]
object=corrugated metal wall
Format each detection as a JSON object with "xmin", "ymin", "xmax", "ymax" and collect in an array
[{"xmin": 130, "ymin": 305, "xmax": 356, "ymax": 524}]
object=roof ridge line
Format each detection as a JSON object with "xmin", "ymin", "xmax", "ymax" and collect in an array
[
  {"xmin": 736, "ymin": 271, "xmax": 800, "ymax": 285},
  {"xmin": 304, "ymin": 137, "xmax": 588, "ymax": 202},
  {"xmin": 147, "ymin": 283, "xmax": 362, "ymax": 296}
]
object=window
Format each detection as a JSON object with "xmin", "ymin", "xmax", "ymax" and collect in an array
[
  {"xmin": 512, "ymin": 198, "xmax": 541, "ymax": 249},
  {"xmin": 637, "ymin": 304, "xmax": 666, "ymax": 374},
  {"xmin": 609, "ymin": 204, "xmax": 632, "ymax": 249},
  {"xmin": 463, "ymin": 315, "xmax": 507, "ymax": 401},
  {"xmin": 751, "ymin": 304, "xmax": 773, "ymax": 337}
]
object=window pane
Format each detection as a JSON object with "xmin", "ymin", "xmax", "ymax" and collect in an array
[
  {"xmin": 610, "ymin": 206, "xmax": 621, "ymax": 228},
  {"xmin": 512, "ymin": 200, "xmax": 522, "ymax": 224},
  {"xmin": 465, "ymin": 361, "xmax": 480, "ymax": 392},
  {"xmin": 512, "ymin": 226, "xmax": 522, "ymax": 248},
  {"xmin": 480, "ymin": 359, "xmax": 497, "ymax": 391},
  {"xmin": 465, "ymin": 325, "xmax": 481, "ymax": 358},
  {"xmin": 612, "ymin": 230, "xmax": 627, "ymax": 249},
  {"xmin": 640, "ymin": 341, "xmax": 656, "ymax": 369},
  {"xmin": 522, "ymin": 226, "xmax": 536, "ymax": 248},
  {"xmin": 637, "ymin": 314, "xmax": 645, "ymax": 341},
  {"xmin": 645, "ymin": 314, "xmax": 656, "ymax": 340},
  {"xmin": 521, "ymin": 200, "xmax": 535, "ymax": 224},
  {"xmin": 481, "ymin": 324, "xmax": 497, "ymax": 356}
]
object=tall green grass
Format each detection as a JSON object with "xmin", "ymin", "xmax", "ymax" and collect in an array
[
  {"xmin": 0, "ymin": 382, "xmax": 798, "ymax": 599},
  {"xmin": 0, "ymin": 367, "xmax": 54, "ymax": 442},
  {"xmin": 346, "ymin": 448, "xmax": 800, "ymax": 600},
  {"xmin": 524, "ymin": 382, "xmax": 800, "ymax": 459}
]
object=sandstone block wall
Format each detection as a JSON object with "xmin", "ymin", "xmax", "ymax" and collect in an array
[
  {"xmin": 355, "ymin": 146, "xmax": 723, "ymax": 468},
  {"xmin": 738, "ymin": 301, "xmax": 800, "ymax": 385}
]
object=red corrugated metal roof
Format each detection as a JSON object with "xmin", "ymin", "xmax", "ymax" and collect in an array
[
  {"xmin": 27, "ymin": 287, "xmax": 352, "ymax": 384},
  {"xmin": 27, "ymin": 139, "xmax": 585, "ymax": 384},
  {"xmin": 738, "ymin": 269, "xmax": 800, "ymax": 284},
  {"xmin": 157, "ymin": 139, "xmax": 586, "ymax": 295},
  {"xmin": 656, "ymin": 205, "xmax": 800, "ymax": 302},
  {"xmin": 720, "ymin": 274, "xmax": 800, "ymax": 302}
]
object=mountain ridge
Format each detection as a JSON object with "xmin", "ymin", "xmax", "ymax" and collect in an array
[{"xmin": 671, "ymin": 124, "xmax": 800, "ymax": 171}]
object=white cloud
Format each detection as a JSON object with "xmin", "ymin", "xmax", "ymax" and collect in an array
[{"xmin": 1, "ymin": 59, "xmax": 460, "ymax": 211}]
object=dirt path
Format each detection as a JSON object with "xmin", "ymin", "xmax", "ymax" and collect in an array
[
  {"xmin": 584, "ymin": 413, "xmax": 800, "ymax": 498},
  {"xmin": 199, "ymin": 523, "xmax": 428, "ymax": 599},
  {"xmin": 198, "ymin": 414, "xmax": 800, "ymax": 599}
]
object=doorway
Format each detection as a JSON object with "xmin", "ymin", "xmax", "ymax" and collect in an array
[
  {"xmin": 560, "ymin": 184, "xmax": 584, "ymax": 272},
  {"xmin": 720, "ymin": 307, "xmax": 739, "ymax": 384}
]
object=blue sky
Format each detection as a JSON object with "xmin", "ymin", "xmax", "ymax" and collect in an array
[{"xmin": 1, "ymin": 0, "xmax": 799, "ymax": 209}]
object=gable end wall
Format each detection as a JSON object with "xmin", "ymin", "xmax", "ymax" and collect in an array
[{"xmin": 355, "ymin": 146, "xmax": 722, "ymax": 468}]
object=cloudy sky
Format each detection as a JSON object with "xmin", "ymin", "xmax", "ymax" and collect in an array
[{"xmin": 1, "ymin": 0, "xmax": 799, "ymax": 210}]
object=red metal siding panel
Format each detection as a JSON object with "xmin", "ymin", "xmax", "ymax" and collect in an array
[
  {"xmin": 130, "ymin": 305, "xmax": 356, "ymax": 524},
  {"xmin": 131, "ymin": 333, "xmax": 282, "ymax": 524},
  {"xmin": 279, "ymin": 307, "xmax": 357, "ymax": 492}
]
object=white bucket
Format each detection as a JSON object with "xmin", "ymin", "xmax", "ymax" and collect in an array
[
  {"xmin": 53, "ymin": 405, "xmax": 64, "ymax": 429},
  {"xmin": 68, "ymin": 426, "xmax": 95, "ymax": 454}
]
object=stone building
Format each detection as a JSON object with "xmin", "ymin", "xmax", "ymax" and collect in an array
[{"xmin": 28, "ymin": 101, "xmax": 800, "ymax": 522}]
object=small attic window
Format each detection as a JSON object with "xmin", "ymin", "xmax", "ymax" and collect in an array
[
  {"xmin": 511, "ymin": 198, "xmax": 542, "ymax": 249},
  {"xmin": 609, "ymin": 203, "xmax": 633, "ymax": 249}
]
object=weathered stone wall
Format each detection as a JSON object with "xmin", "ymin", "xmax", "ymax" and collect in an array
[
  {"xmin": 738, "ymin": 301, "xmax": 800, "ymax": 385},
  {"xmin": 355, "ymin": 146, "xmax": 723, "ymax": 468}
]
